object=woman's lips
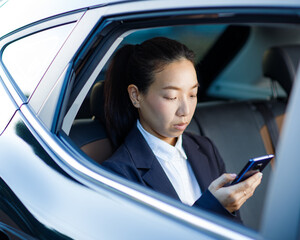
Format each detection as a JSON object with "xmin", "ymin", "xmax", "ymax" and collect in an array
[{"xmin": 174, "ymin": 123, "xmax": 188, "ymax": 131}]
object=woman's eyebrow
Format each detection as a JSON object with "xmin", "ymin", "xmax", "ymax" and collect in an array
[
  {"xmin": 192, "ymin": 83, "xmax": 200, "ymax": 89},
  {"xmin": 162, "ymin": 83, "xmax": 199, "ymax": 90}
]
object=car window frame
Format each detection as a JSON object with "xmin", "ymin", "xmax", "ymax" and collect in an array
[
  {"xmin": 57, "ymin": 6, "xmax": 300, "ymax": 238},
  {"xmin": 1, "ymin": 24, "xmax": 77, "ymax": 100},
  {"xmin": 0, "ymin": 11, "xmax": 84, "ymax": 108}
]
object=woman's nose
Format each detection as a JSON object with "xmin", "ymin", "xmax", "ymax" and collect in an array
[{"xmin": 176, "ymin": 98, "xmax": 190, "ymax": 117}]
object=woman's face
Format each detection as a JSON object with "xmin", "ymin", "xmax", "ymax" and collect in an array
[{"xmin": 131, "ymin": 59, "xmax": 198, "ymax": 145}]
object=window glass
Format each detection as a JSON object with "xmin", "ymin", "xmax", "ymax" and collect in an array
[
  {"xmin": 98, "ymin": 24, "xmax": 227, "ymax": 81},
  {"xmin": 0, "ymin": 0, "xmax": 8, "ymax": 8},
  {"xmin": 2, "ymin": 24, "xmax": 74, "ymax": 98},
  {"xmin": 123, "ymin": 24, "xmax": 227, "ymax": 62},
  {"xmin": 208, "ymin": 25, "xmax": 300, "ymax": 100}
]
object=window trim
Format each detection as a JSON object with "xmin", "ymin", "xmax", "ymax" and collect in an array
[
  {"xmin": 0, "ymin": 12, "xmax": 84, "ymax": 108},
  {"xmin": 53, "ymin": 7, "xmax": 300, "ymax": 238}
]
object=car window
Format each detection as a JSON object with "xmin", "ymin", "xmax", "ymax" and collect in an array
[
  {"xmin": 0, "ymin": 0, "xmax": 8, "ymax": 8},
  {"xmin": 97, "ymin": 24, "xmax": 227, "ymax": 83},
  {"xmin": 66, "ymin": 15, "xmax": 297, "ymax": 234},
  {"xmin": 1, "ymin": 23, "xmax": 74, "ymax": 98},
  {"xmin": 123, "ymin": 24, "xmax": 227, "ymax": 62},
  {"xmin": 122, "ymin": 24, "xmax": 297, "ymax": 101},
  {"xmin": 208, "ymin": 25, "xmax": 300, "ymax": 100}
]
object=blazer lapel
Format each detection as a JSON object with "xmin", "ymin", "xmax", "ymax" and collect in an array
[
  {"xmin": 182, "ymin": 134, "xmax": 213, "ymax": 191},
  {"xmin": 125, "ymin": 126, "xmax": 179, "ymax": 200}
]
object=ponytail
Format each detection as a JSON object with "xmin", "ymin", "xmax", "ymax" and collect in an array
[{"xmin": 104, "ymin": 45, "xmax": 138, "ymax": 148}]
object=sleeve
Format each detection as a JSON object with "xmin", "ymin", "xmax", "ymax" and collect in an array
[{"xmin": 193, "ymin": 190, "xmax": 242, "ymax": 223}]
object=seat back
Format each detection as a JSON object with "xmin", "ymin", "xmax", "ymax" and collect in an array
[
  {"xmin": 186, "ymin": 99, "xmax": 285, "ymax": 230},
  {"xmin": 263, "ymin": 45, "xmax": 300, "ymax": 96},
  {"xmin": 69, "ymin": 82, "xmax": 114, "ymax": 164}
]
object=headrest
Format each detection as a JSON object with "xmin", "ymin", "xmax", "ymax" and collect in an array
[
  {"xmin": 263, "ymin": 45, "xmax": 300, "ymax": 96},
  {"xmin": 90, "ymin": 81, "xmax": 105, "ymax": 123}
]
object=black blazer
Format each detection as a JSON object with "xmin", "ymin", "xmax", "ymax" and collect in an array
[{"xmin": 102, "ymin": 125, "xmax": 241, "ymax": 222}]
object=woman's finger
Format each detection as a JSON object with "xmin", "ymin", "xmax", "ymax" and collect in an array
[
  {"xmin": 241, "ymin": 172, "xmax": 263, "ymax": 190},
  {"xmin": 209, "ymin": 172, "xmax": 263, "ymax": 212},
  {"xmin": 209, "ymin": 173, "xmax": 236, "ymax": 191},
  {"xmin": 239, "ymin": 172, "xmax": 263, "ymax": 199}
]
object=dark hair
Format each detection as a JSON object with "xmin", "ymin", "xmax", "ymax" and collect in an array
[{"xmin": 104, "ymin": 37, "xmax": 195, "ymax": 148}]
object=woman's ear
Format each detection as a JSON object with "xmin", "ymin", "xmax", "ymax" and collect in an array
[{"xmin": 127, "ymin": 84, "xmax": 141, "ymax": 108}]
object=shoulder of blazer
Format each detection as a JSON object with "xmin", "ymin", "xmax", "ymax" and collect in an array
[
  {"xmin": 102, "ymin": 124, "xmax": 157, "ymax": 173},
  {"xmin": 183, "ymin": 131, "xmax": 226, "ymax": 173},
  {"xmin": 183, "ymin": 132, "xmax": 215, "ymax": 154}
]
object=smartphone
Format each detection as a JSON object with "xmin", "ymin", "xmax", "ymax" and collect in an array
[{"xmin": 230, "ymin": 154, "xmax": 274, "ymax": 185}]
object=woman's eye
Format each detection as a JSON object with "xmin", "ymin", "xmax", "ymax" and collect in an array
[
  {"xmin": 190, "ymin": 95, "xmax": 197, "ymax": 98},
  {"xmin": 164, "ymin": 97, "xmax": 177, "ymax": 100}
]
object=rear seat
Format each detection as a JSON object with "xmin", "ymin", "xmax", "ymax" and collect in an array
[
  {"xmin": 69, "ymin": 82, "xmax": 114, "ymax": 163},
  {"xmin": 184, "ymin": 44, "xmax": 299, "ymax": 229},
  {"xmin": 263, "ymin": 45, "xmax": 299, "ymax": 97},
  {"xmin": 69, "ymin": 44, "xmax": 298, "ymax": 230},
  {"xmin": 187, "ymin": 99, "xmax": 285, "ymax": 230}
]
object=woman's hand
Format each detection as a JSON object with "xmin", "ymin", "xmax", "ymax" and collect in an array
[{"xmin": 208, "ymin": 172, "xmax": 263, "ymax": 213}]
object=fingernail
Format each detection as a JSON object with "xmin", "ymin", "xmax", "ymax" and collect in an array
[
  {"xmin": 230, "ymin": 173, "xmax": 237, "ymax": 178},
  {"xmin": 258, "ymin": 172, "xmax": 263, "ymax": 177}
]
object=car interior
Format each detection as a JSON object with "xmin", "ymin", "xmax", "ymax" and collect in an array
[{"xmin": 66, "ymin": 22, "xmax": 300, "ymax": 230}]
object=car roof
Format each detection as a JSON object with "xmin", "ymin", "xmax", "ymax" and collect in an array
[
  {"xmin": 0, "ymin": 0, "xmax": 300, "ymax": 39},
  {"xmin": 0, "ymin": 0, "xmax": 126, "ymax": 38}
]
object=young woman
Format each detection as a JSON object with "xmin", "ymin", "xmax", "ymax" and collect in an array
[{"xmin": 102, "ymin": 37, "xmax": 262, "ymax": 221}]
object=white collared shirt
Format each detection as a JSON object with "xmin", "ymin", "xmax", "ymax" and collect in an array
[{"xmin": 137, "ymin": 120, "xmax": 201, "ymax": 206}]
